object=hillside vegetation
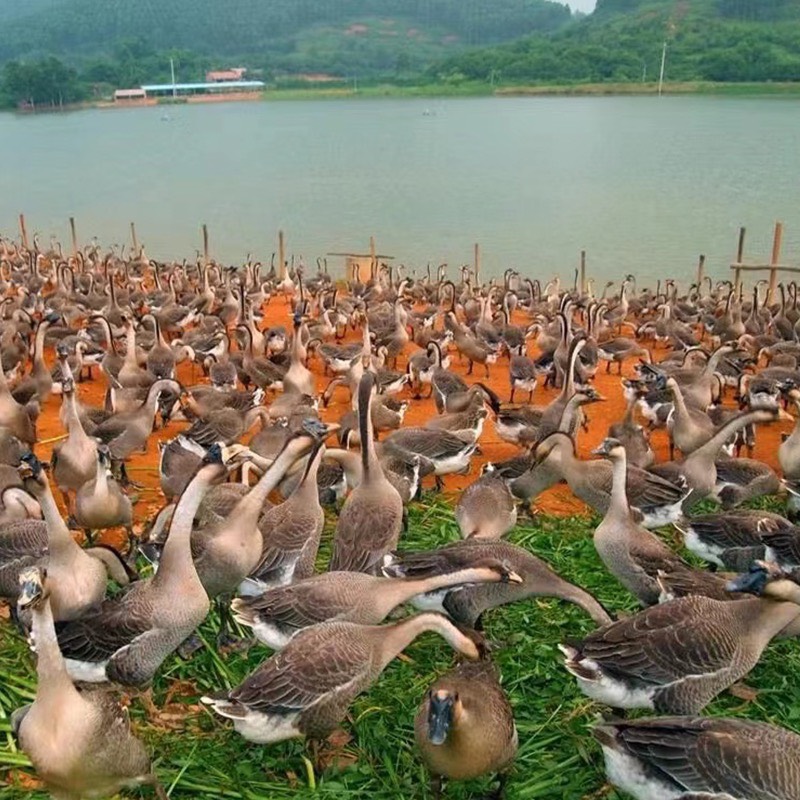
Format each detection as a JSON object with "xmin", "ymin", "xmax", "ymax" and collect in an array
[{"xmin": 434, "ymin": 0, "xmax": 800, "ymax": 84}]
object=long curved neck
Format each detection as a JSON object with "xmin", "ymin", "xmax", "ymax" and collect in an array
[
  {"xmin": 360, "ymin": 391, "xmax": 379, "ymax": 482},
  {"xmin": 155, "ymin": 466, "xmax": 217, "ymax": 587},
  {"xmin": 608, "ymin": 452, "xmax": 629, "ymax": 517},
  {"xmin": 748, "ymin": 598, "xmax": 800, "ymax": 642},
  {"xmin": 38, "ymin": 482, "xmax": 77, "ymax": 555},
  {"xmin": 63, "ymin": 391, "xmax": 89, "ymax": 439},
  {"xmin": 380, "ymin": 567, "xmax": 501, "ymax": 614},
  {"xmin": 232, "ymin": 442, "xmax": 306, "ymax": 524},
  {"xmin": 669, "ymin": 382, "xmax": 690, "ymax": 420},
  {"xmin": 372, "ymin": 612, "xmax": 472, "ymax": 670},
  {"xmin": 32, "ymin": 597, "xmax": 78, "ymax": 705},
  {"xmin": 693, "ymin": 409, "xmax": 770, "ymax": 461}
]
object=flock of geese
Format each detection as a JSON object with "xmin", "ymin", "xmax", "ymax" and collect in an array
[{"xmin": 1, "ymin": 240, "xmax": 800, "ymax": 799}]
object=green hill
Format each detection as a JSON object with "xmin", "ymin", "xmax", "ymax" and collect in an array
[
  {"xmin": 0, "ymin": 0, "xmax": 572, "ymax": 71},
  {"xmin": 434, "ymin": 0, "xmax": 800, "ymax": 84}
]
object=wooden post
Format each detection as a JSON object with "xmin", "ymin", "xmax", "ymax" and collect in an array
[
  {"xmin": 734, "ymin": 226, "xmax": 746, "ymax": 296},
  {"xmin": 696, "ymin": 254, "xmax": 705, "ymax": 293},
  {"xmin": 69, "ymin": 216, "xmax": 78, "ymax": 257},
  {"xmin": 202, "ymin": 224, "xmax": 209, "ymax": 265},
  {"xmin": 278, "ymin": 229, "xmax": 286, "ymax": 279},
  {"xmin": 18, "ymin": 214, "xmax": 29, "ymax": 250},
  {"xmin": 474, "ymin": 243, "xmax": 480, "ymax": 283},
  {"xmin": 580, "ymin": 250, "xmax": 586, "ymax": 295},
  {"xmin": 130, "ymin": 222, "xmax": 139, "ymax": 258},
  {"xmin": 768, "ymin": 221, "xmax": 783, "ymax": 305},
  {"xmin": 369, "ymin": 235, "xmax": 376, "ymax": 280}
]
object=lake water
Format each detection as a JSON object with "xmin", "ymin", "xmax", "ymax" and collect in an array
[{"xmin": 1, "ymin": 96, "xmax": 798, "ymax": 285}]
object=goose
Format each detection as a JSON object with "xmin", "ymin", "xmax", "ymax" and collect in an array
[
  {"xmin": 282, "ymin": 312, "xmax": 315, "ymax": 397},
  {"xmin": 7, "ymin": 453, "xmax": 132, "ymax": 622},
  {"xmin": 381, "ymin": 427, "xmax": 477, "ymax": 491},
  {"xmin": 647, "ymin": 406, "xmax": 780, "ymax": 510},
  {"xmin": 74, "ymin": 446, "xmax": 134, "ymax": 554},
  {"xmin": 778, "ymin": 385, "xmax": 800, "ymax": 490},
  {"xmin": 589, "ymin": 437, "xmax": 724, "ymax": 605},
  {"xmin": 202, "ymin": 612, "xmax": 480, "ymax": 744},
  {"xmin": 330, "ymin": 372, "xmax": 404, "ymax": 574},
  {"xmin": 51, "ymin": 376, "xmax": 98, "ymax": 513},
  {"xmin": 382, "ymin": 539, "xmax": 612, "ymax": 629},
  {"xmin": 416, "ymin": 659, "xmax": 517, "ymax": 799},
  {"xmin": 0, "ymin": 361, "xmax": 36, "ymax": 445},
  {"xmin": 454, "ymin": 471, "xmax": 517, "ymax": 540},
  {"xmin": 597, "ymin": 336, "xmax": 651, "ymax": 373},
  {"xmin": 426, "ymin": 341, "xmax": 470, "ymax": 413},
  {"xmin": 560, "ymin": 589, "xmax": 800, "ymax": 713},
  {"xmin": 424, "ymin": 404, "xmax": 487, "ymax": 445},
  {"xmin": 508, "ymin": 352, "xmax": 538, "ymax": 403},
  {"xmin": 239, "ymin": 437, "xmax": 328, "ymax": 596},
  {"xmin": 533, "ymin": 433, "xmax": 687, "ymax": 528},
  {"xmin": 593, "ymin": 716, "xmax": 800, "ymax": 800},
  {"xmin": 11, "ymin": 567, "xmax": 167, "ymax": 800},
  {"xmin": 713, "ymin": 453, "xmax": 782, "ymax": 508},
  {"xmin": 54, "ymin": 447, "xmax": 228, "ymax": 686},
  {"xmin": 607, "ymin": 387, "xmax": 654, "ymax": 468},
  {"xmin": 142, "ymin": 313, "xmax": 176, "ymax": 379},
  {"xmin": 675, "ymin": 510, "xmax": 800, "ymax": 571},
  {"xmin": 232, "ymin": 563, "xmax": 520, "ymax": 649}
]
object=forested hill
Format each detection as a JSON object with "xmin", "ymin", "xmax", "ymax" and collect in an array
[
  {"xmin": 0, "ymin": 0, "xmax": 571, "ymax": 70},
  {"xmin": 434, "ymin": 0, "xmax": 800, "ymax": 84}
]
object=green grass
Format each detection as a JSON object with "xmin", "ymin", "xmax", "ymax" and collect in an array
[{"xmin": 2, "ymin": 498, "xmax": 800, "ymax": 799}]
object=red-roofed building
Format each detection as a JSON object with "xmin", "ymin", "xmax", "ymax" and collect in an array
[{"xmin": 205, "ymin": 68, "xmax": 247, "ymax": 83}]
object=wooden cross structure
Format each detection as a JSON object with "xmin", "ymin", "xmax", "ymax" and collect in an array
[{"xmin": 730, "ymin": 221, "xmax": 798, "ymax": 304}]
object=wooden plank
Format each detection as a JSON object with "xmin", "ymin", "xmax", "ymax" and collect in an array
[
  {"xmin": 696, "ymin": 254, "xmax": 705, "ymax": 291},
  {"xmin": 69, "ymin": 216, "xmax": 78, "ymax": 257},
  {"xmin": 580, "ymin": 250, "xmax": 586, "ymax": 295},
  {"xmin": 278, "ymin": 229, "xmax": 285, "ymax": 280},
  {"xmin": 474, "ymin": 242, "xmax": 480, "ymax": 283},
  {"xmin": 130, "ymin": 222, "xmax": 139, "ymax": 258},
  {"xmin": 768, "ymin": 221, "xmax": 784, "ymax": 304}
]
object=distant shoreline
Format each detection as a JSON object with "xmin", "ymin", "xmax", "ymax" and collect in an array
[{"xmin": 7, "ymin": 80, "xmax": 800, "ymax": 115}]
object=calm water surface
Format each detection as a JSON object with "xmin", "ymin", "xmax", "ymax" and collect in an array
[{"xmin": 0, "ymin": 96, "xmax": 798, "ymax": 284}]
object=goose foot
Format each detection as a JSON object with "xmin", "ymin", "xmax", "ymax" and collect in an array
[
  {"xmin": 429, "ymin": 775, "xmax": 444, "ymax": 799},
  {"xmin": 729, "ymin": 681, "xmax": 759, "ymax": 703},
  {"xmin": 217, "ymin": 632, "xmax": 252, "ymax": 654},
  {"xmin": 482, "ymin": 773, "xmax": 509, "ymax": 800}
]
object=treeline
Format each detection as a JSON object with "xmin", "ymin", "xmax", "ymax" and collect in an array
[
  {"xmin": 432, "ymin": 0, "xmax": 800, "ymax": 84},
  {"xmin": 0, "ymin": 0, "xmax": 571, "ymax": 63}
]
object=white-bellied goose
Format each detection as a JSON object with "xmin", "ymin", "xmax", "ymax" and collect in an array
[
  {"xmin": 330, "ymin": 372, "xmax": 404, "ymax": 573},
  {"xmin": 54, "ymin": 447, "xmax": 228, "ymax": 686},
  {"xmin": 232, "ymin": 563, "xmax": 520, "ymax": 649},
  {"xmin": 202, "ymin": 612, "xmax": 480, "ymax": 744},
  {"xmin": 416, "ymin": 659, "xmax": 517, "ymax": 799},
  {"xmin": 12, "ymin": 567, "xmax": 166, "ymax": 800},
  {"xmin": 594, "ymin": 716, "xmax": 800, "ymax": 800},
  {"xmin": 561, "ymin": 590, "xmax": 800, "ymax": 713}
]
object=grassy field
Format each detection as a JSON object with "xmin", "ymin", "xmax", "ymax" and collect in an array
[{"xmin": 2, "ymin": 497, "xmax": 800, "ymax": 799}]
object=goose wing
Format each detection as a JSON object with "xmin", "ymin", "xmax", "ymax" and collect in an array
[
  {"xmin": 384, "ymin": 428, "xmax": 471, "ymax": 460},
  {"xmin": 0, "ymin": 520, "xmax": 48, "ymax": 560},
  {"xmin": 229, "ymin": 622, "xmax": 372, "ymax": 713},
  {"xmin": 56, "ymin": 585, "xmax": 155, "ymax": 664},
  {"xmin": 252, "ymin": 502, "xmax": 323, "ymax": 580},
  {"xmin": 573, "ymin": 597, "xmax": 737, "ymax": 685},
  {"xmin": 598, "ymin": 716, "xmax": 800, "ymax": 799}
]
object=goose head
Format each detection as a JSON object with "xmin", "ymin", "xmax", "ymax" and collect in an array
[
  {"xmin": 426, "ymin": 688, "xmax": 462, "ymax": 746},
  {"xmin": 591, "ymin": 437, "xmax": 625, "ymax": 460},
  {"xmin": 17, "ymin": 565, "xmax": 48, "ymax": 611},
  {"xmin": 726, "ymin": 561, "xmax": 800, "ymax": 602}
]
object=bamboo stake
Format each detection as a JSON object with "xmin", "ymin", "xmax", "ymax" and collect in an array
[
  {"xmin": 279, "ymin": 229, "xmax": 286, "ymax": 280},
  {"xmin": 768, "ymin": 221, "xmax": 783, "ymax": 305},
  {"xmin": 580, "ymin": 250, "xmax": 586, "ymax": 295},
  {"xmin": 130, "ymin": 222, "xmax": 139, "ymax": 258},
  {"xmin": 18, "ymin": 214, "xmax": 29, "ymax": 250},
  {"xmin": 474, "ymin": 243, "xmax": 480, "ymax": 283},
  {"xmin": 696, "ymin": 254, "xmax": 705, "ymax": 293},
  {"xmin": 202, "ymin": 224, "xmax": 209, "ymax": 265},
  {"xmin": 734, "ymin": 226, "xmax": 746, "ymax": 296},
  {"xmin": 69, "ymin": 216, "xmax": 78, "ymax": 257},
  {"xmin": 369, "ymin": 235, "xmax": 376, "ymax": 281}
]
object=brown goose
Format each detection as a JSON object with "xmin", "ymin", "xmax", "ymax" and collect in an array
[
  {"xmin": 330, "ymin": 372, "xmax": 403, "ymax": 573},
  {"xmin": 561, "ymin": 590, "xmax": 800, "ymax": 713},
  {"xmin": 382, "ymin": 538, "xmax": 612, "ymax": 629},
  {"xmin": 533, "ymin": 432, "xmax": 687, "ymax": 528},
  {"xmin": 454, "ymin": 471, "xmax": 517, "ymax": 540},
  {"xmin": 12, "ymin": 567, "xmax": 167, "ymax": 800},
  {"xmin": 594, "ymin": 716, "xmax": 800, "ymax": 800},
  {"xmin": 54, "ymin": 447, "xmax": 227, "ymax": 686},
  {"xmin": 416, "ymin": 659, "xmax": 517, "ymax": 799},
  {"xmin": 232, "ymin": 563, "xmax": 520, "ymax": 649},
  {"xmin": 202, "ymin": 612, "xmax": 480, "ymax": 744}
]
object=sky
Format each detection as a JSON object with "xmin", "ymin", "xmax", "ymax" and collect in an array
[{"xmin": 568, "ymin": 0, "xmax": 597, "ymax": 12}]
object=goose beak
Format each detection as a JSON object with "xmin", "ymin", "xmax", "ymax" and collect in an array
[
  {"xmin": 504, "ymin": 570, "xmax": 523, "ymax": 585},
  {"xmin": 427, "ymin": 691, "xmax": 454, "ymax": 746},
  {"xmin": 726, "ymin": 563, "xmax": 769, "ymax": 595},
  {"xmin": 591, "ymin": 442, "xmax": 610, "ymax": 457},
  {"xmin": 17, "ymin": 567, "xmax": 45, "ymax": 610}
]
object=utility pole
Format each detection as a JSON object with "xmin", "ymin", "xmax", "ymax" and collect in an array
[{"xmin": 658, "ymin": 41, "xmax": 667, "ymax": 97}]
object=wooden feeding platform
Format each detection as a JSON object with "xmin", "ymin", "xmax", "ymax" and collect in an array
[{"xmin": 328, "ymin": 236, "xmax": 394, "ymax": 283}]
